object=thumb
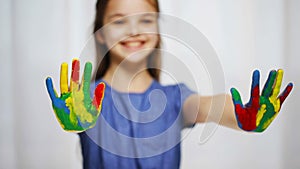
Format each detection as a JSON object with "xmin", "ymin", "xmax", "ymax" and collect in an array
[
  {"xmin": 230, "ymin": 87, "xmax": 243, "ymax": 106},
  {"xmin": 92, "ymin": 82, "xmax": 105, "ymax": 112},
  {"xmin": 46, "ymin": 77, "xmax": 58, "ymax": 101}
]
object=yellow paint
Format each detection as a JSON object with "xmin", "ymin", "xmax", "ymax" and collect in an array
[
  {"xmin": 71, "ymin": 82, "xmax": 79, "ymax": 92},
  {"xmin": 269, "ymin": 98, "xmax": 281, "ymax": 113},
  {"xmin": 73, "ymin": 86, "xmax": 93, "ymax": 123},
  {"xmin": 262, "ymin": 115, "xmax": 277, "ymax": 130},
  {"xmin": 50, "ymin": 59, "xmax": 104, "ymax": 132},
  {"xmin": 270, "ymin": 69, "xmax": 283, "ymax": 100},
  {"xmin": 256, "ymin": 104, "xmax": 266, "ymax": 126},
  {"xmin": 60, "ymin": 63, "xmax": 69, "ymax": 94},
  {"xmin": 65, "ymin": 96, "xmax": 78, "ymax": 126}
]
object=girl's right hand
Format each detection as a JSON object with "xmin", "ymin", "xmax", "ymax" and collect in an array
[{"xmin": 45, "ymin": 59, "xmax": 105, "ymax": 132}]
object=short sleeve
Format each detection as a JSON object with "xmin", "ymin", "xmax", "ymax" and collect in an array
[
  {"xmin": 178, "ymin": 83, "xmax": 196, "ymax": 105},
  {"xmin": 175, "ymin": 83, "xmax": 197, "ymax": 128}
]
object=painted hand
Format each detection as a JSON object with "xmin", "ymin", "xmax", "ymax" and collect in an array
[
  {"xmin": 45, "ymin": 59, "xmax": 105, "ymax": 132},
  {"xmin": 230, "ymin": 69, "xmax": 293, "ymax": 132}
]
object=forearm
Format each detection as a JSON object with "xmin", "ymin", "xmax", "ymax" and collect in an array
[
  {"xmin": 199, "ymin": 94, "xmax": 241, "ymax": 130},
  {"xmin": 218, "ymin": 94, "xmax": 241, "ymax": 130},
  {"xmin": 183, "ymin": 94, "xmax": 241, "ymax": 130}
]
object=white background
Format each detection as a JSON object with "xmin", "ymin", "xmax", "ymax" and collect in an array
[{"xmin": 0, "ymin": 0, "xmax": 299, "ymax": 168}]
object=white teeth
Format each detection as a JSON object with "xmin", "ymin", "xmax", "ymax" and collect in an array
[{"xmin": 125, "ymin": 42, "xmax": 142, "ymax": 47}]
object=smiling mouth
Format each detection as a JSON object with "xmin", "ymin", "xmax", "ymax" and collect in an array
[{"xmin": 121, "ymin": 41, "xmax": 145, "ymax": 49}]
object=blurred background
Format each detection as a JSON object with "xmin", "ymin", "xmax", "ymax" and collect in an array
[{"xmin": 0, "ymin": 0, "xmax": 299, "ymax": 168}]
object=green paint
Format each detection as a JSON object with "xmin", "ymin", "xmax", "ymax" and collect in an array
[
  {"xmin": 47, "ymin": 61, "xmax": 105, "ymax": 132},
  {"xmin": 231, "ymin": 88, "xmax": 242, "ymax": 105},
  {"xmin": 52, "ymin": 93, "xmax": 85, "ymax": 131},
  {"xmin": 255, "ymin": 96, "xmax": 275, "ymax": 132},
  {"xmin": 262, "ymin": 71, "xmax": 276, "ymax": 97},
  {"xmin": 83, "ymin": 62, "xmax": 92, "ymax": 110}
]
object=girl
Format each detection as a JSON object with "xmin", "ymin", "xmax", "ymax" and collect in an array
[{"xmin": 45, "ymin": 0, "xmax": 293, "ymax": 168}]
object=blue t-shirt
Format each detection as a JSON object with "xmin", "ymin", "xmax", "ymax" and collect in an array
[{"xmin": 79, "ymin": 79, "xmax": 195, "ymax": 169}]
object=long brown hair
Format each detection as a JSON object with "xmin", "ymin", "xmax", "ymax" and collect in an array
[{"xmin": 93, "ymin": 0, "xmax": 161, "ymax": 81}]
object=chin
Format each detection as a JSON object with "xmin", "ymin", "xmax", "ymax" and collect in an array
[{"xmin": 124, "ymin": 54, "xmax": 148, "ymax": 64}]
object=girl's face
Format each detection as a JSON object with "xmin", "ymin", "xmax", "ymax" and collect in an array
[{"xmin": 99, "ymin": 0, "xmax": 159, "ymax": 64}]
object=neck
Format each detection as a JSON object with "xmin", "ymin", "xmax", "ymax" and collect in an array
[{"xmin": 102, "ymin": 58, "xmax": 153, "ymax": 93}]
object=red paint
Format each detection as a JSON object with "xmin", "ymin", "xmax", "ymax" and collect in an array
[
  {"xmin": 251, "ymin": 86, "xmax": 260, "ymax": 108},
  {"xmin": 279, "ymin": 84, "xmax": 293, "ymax": 106},
  {"xmin": 235, "ymin": 86, "xmax": 260, "ymax": 131},
  {"xmin": 236, "ymin": 104, "xmax": 256, "ymax": 131},
  {"xmin": 72, "ymin": 60, "xmax": 80, "ymax": 82},
  {"xmin": 93, "ymin": 83, "xmax": 105, "ymax": 108}
]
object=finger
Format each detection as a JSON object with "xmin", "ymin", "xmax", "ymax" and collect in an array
[
  {"xmin": 82, "ymin": 62, "xmax": 92, "ymax": 99},
  {"xmin": 60, "ymin": 63, "xmax": 69, "ymax": 93},
  {"xmin": 256, "ymin": 104, "xmax": 267, "ymax": 127},
  {"xmin": 93, "ymin": 82, "xmax": 105, "ymax": 112},
  {"xmin": 230, "ymin": 88, "xmax": 243, "ymax": 106},
  {"xmin": 249, "ymin": 70, "xmax": 260, "ymax": 106},
  {"xmin": 70, "ymin": 58, "xmax": 80, "ymax": 91},
  {"xmin": 270, "ymin": 69, "xmax": 283, "ymax": 99},
  {"xmin": 46, "ymin": 77, "xmax": 58, "ymax": 101},
  {"xmin": 278, "ymin": 82, "xmax": 293, "ymax": 106},
  {"xmin": 262, "ymin": 70, "xmax": 277, "ymax": 97}
]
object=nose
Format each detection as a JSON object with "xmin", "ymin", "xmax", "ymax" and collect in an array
[{"xmin": 127, "ymin": 20, "xmax": 140, "ymax": 36}]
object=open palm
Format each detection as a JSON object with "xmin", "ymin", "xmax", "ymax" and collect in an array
[
  {"xmin": 46, "ymin": 59, "xmax": 105, "ymax": 132},
  {"xmin": 230, "ymin": 69, "xmax": 293, "ymax": 132}
]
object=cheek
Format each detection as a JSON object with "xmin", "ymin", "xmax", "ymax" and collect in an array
[
  {"xmin": 102, "ymin": 27, "xmax": 127, "ymax": 48},
  {"xmin": 143, "ymin": 24, "xmax": 159, "ymax": 34},
  {"xmin": 147, "ymin": 34, "xmax": 159, "ymax": 47}
]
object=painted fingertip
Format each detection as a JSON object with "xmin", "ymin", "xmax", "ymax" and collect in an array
[
  {"xmin": 252, "ymin": 70, "xmax": 260, "ymax": 86},
  {"xmin": 99, "ymin": 82, "xmax": 106, "ymax": 90},
  {"xmin": 253, "ymin": 70, "xmax": 260, "ymax": 76},
  {"xmin": 286, "ymin": 83, "xmax": 294, "ymax": 92},
  {"xmin": 86, "ymin": 61, "xmax": 92, "ymax": 66},
  {"xmin": 60, "ymin": 63, "xmax": 68, "ymax": 72},
  {"xmin": 93, "ymin": 82, "xmax": 106, "ymax": 108},
  {"xmin": 252, "ymin": 70, "xmax": 260, "ymax": 78},
  {"xmin": 72, "ymin": 59, "xmax": 80, "ymax": 65},
  {"xmin": 46, "ymin": 77, "xmax": 53, "ymax": 86},
  {"xmin": 253, "ymin": 69, "xmax": 260, "ymax": 74},
  {"xmin": 288, "ymin": 82, "xmax": 294, "ymax": 87},
  {"xmin": 71, "ymin": 59, "xmax": 80, "ymax": 82},
  {"xmin": 95, "ymin": 82, "xmax": 106, "ymax": 95},
  {"xmin": 230, "ymin": 88, "xmax": 240, "ymax": 99},
  {"xmin": 271, "ymin": 69, "xmax": 277, "ymax": 75},
  {"xmin": 45, "ymin": 77, "xmax": 56, "ymax": 99},
  {"xmin": 277, "ymin": 69, "xmax": 284, "ymax": 73},
  {"xmin": 72, "ymin": 58, "xmax": 79, "ymax": 62},
  {"xmin": 72, "ymin": 59, "xmax": 80, "ymax": 69},
  {"xmin": 268, "ymin": 70, "xmax": 277, "ymax": 85},
  {"xmin": 230, "ymin": 87, "xmax": 236, "ymax": 94},
  {"xmin": 277, "ymin": 69, "xmax": 284, "ymax": 76},
  {"xmin": 84, "ymin": 62, "xmax": 92, "ymax": 71}
]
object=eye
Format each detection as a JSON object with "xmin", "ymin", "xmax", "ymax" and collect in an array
[
  {"xmin": 141, "ymin": 19, "xmax": 154, "ymax": 24},
  {"xmin": 113, "ymin": 19, "xmax": 126, "ymax": 25}
]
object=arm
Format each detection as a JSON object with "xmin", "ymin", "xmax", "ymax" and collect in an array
[
  {"xmin": 183, "ymin": 94, "xmax": 240, "ymax": 130},
  {"xmin": 183, "ymin": 69, "xmax": 293, "ymax": 132}
]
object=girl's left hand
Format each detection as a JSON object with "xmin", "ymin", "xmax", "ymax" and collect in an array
[{"xmin": 230, "ymin": 69, "xmax": 293, "ymax": 132}]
